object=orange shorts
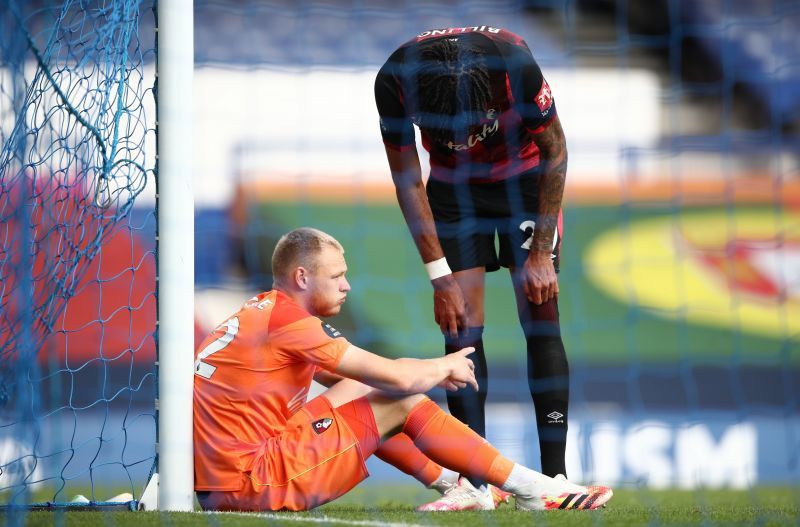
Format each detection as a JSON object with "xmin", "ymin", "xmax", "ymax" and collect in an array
[{"xmin": 197, "ymin": 395, "xmax": 379, "ymax": 511}]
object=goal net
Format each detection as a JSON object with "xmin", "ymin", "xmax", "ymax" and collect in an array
[
  {"xmin": 0, "ymin": 0, "xmax": 156, "ymax": 509},
  {"xmin": 2, "ymin": 0, "xmax": 797, "ymax": 518}
]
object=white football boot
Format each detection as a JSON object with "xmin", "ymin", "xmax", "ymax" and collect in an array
[
  {"xmin": 416, "ymin": 476, "xmax": 495, "ymax": 511},
  {"xmin": 515, "ymin": 473, "xmax": 613, "ymax": 511}
]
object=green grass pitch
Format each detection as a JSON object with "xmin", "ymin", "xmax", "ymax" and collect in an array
[{"xmin": 9, "ymin": 486, "xmax": 799, "ymax": 526}]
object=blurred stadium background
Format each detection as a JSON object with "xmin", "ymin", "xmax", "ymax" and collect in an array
[{"xmin": 1, "ymin": 0, "xmax": 798, "ymax": 507}]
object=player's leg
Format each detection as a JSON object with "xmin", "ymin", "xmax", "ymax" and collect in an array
[
  {"xmin": 364, "ymin": 392, "xmax": 612, "ymax": 511},
  {"xmin": 320, "ymin": 378, "xmax": 455, "ymax": 490},
  {"xmin": 445, "ymin": 267, "xmax": 488, "ymax": 452},
  {"xmin": 373, "ymin": 433, "xmax": 458, "ymax": 491},
  {"xmin": 309, "ymin": 380, "xmax": 610, "ymax": 511},
  {"xmin": 321, "ymin": 383, "xmax": 507, "ymax": 511},
  {"xmin": 433, "ymin": 269, "xmax": 517, "ymax": 508},
  {"xmin": 503, "ymin": 202, "xmax": 569, "ymax": 478},
  {"xmin": 510, "ymin": 279, "xmax": 569, "ymax": 477},
  {"xmin": 426, "ymin": 177, "xmax": 496, "ymax": 490}
]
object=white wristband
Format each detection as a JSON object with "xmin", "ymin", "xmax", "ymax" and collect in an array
[{"xmin": 425, "ymin": 257, "xmax": 452, "ymax": 281}]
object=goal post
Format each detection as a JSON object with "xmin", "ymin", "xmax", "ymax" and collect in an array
[{"xmin": 155, "ymin": 0, "xmax": 195, "ymax": 512}]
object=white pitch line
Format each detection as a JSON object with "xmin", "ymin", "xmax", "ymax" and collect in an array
[{"xmin": 205, "ymin": 510, "xmax": 429, "ymax": 527}]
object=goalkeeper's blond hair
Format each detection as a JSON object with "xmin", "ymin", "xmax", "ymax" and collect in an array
[{"xmin": 271, "ymin": 227, "xmax": 344, "ymax": 288}]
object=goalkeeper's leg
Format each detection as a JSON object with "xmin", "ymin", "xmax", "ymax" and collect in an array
[
  {"xmin": 374, "ymin": 433, "xmax": 458, "ymax": 492},
  {"xmin": 363, "ymin": 393, "xmax": 611, "ymax": 511}
]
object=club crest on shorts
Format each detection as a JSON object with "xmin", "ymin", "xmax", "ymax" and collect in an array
[
  {"xmin": 312, "ymin": 417, "xmax": 334, "ymax": 434},
  {"xmin": 321, "ymin": 322, "xmax": 342, "ymax": 338}
]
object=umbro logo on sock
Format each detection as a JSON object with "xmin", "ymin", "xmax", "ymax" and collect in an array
[{"xmin": 547, "ymin": 411, "xmax": 564, "ymax": 423}]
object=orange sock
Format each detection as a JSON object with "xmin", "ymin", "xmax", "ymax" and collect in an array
[
  {"xmin": 402, "ymin": 398, "xmax": 514, "ymax": 487},
  {"xmin": 375, "ymin": 433, "xmax": 442, "ymax": 487}
]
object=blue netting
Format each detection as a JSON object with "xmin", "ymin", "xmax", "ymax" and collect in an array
[
  {"xmin": 1, "ymin": 0, "xmax": 798, "ymax": 518},
  {"xmin": 0, "ymin": 0, "xmax": 156, "ymax": 507}
]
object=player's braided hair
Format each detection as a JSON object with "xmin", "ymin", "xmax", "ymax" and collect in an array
[{"xmin": 411, "ymin": 37, "xmax": 492, "ymax": 144}]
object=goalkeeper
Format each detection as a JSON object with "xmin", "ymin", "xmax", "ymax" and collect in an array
[
  {"xmin": 193, "ymin": 227, "xmax": 612, "ymax": 512},
  {"xmin": 374, "ymin": 26, "xmax": 573, "ymax": 510}
]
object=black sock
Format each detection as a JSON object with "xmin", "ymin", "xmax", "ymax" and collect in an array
[
  {"xmin": 522, "ymin": 299, "xmax": 569, "ymax": 478},
  {"xmin": 444, "ymin": 326, "xmax": 487, "ymax": 488}
]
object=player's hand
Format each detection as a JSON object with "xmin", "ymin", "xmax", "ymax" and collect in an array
[
  {"xmin": 431, "ymin": 274, "xmax": 468, "ymax": 338},
  {"xmin": 442, "ymin": 346, "xmax": 478, "ymax": 391},
  {"xmin": 438, "ymin": 379, "xmax": 467, "ymax": 391},
  {"xmin": 522, "ymin": 251, "xmax": 559, "ymax": 305}
]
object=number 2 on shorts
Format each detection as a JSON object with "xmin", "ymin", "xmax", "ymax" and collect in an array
[{"xmin": 519, "ymin": 219, "xmax": 559, "ymax": 253}]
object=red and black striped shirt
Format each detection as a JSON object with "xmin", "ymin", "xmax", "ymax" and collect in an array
[{"xmin": 375, "ymin": 26, "xmax": 556, "ymax": 184}]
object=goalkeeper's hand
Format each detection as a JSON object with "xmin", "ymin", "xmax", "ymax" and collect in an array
[{"xmin": 439, "ymin": 346, "xmax": 478, "ymax": 391}]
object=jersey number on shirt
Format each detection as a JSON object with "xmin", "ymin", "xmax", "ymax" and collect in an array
[
  {"xmin": 194, "ymin": 316, "xmax": 239, "ymax": 379},
  {"xmin": 519, "ymin": 219, "xmax": 559, "ymax": 256}
]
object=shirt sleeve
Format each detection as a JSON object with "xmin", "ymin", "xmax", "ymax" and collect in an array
[
  {"xmin": 272, "ymin": 316, "xmax": 350, "ymax": 372},
  {"xmin": 374, "ymin": 51, "xmax": 416, "ymax": 150},
  {"xmin": 501, "ymin": 38, "xmax": 557, "ymax": 132}
]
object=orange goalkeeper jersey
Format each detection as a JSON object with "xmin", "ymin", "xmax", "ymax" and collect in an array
[{"xmin": 193, "ymin": 290, "xmax": 350, "ymax": 491}]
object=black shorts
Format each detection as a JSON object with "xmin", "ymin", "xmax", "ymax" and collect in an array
[{"xmin": 426, "ymin": 171, "xmax": 562, "ymax": 273}]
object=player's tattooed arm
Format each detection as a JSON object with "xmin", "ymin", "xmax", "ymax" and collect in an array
[
  {"xmin": 519, "ymin": 115, "xmax": 567, "ymax": 305},
  {"xmin": 530, "ymin": 115, "xmax": 567, "ymax": 254}
]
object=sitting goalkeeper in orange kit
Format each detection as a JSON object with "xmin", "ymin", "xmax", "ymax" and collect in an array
[{"xmin": 193, "ymin": 227, "xmax": 612, "ymax": 512}]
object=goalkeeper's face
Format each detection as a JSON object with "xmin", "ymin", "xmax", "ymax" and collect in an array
[{"xmin": 307, "ymin": 246, "xmax": 351, "ymax": 317}]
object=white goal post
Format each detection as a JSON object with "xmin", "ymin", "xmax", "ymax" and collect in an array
[{"xmin": 154, "ymin": 0, "xmax": 195, "ymax": 512}]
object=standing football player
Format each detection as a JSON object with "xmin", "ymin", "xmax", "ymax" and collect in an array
[{"xmin": 375, "ymin": 26, "xmax": 572, "ymax": 510}]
